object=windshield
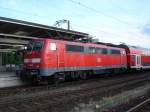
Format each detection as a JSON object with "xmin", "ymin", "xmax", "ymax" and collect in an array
[{"xmin": 27, "ymin": 41, "xmax": 44, "ymax": 52}]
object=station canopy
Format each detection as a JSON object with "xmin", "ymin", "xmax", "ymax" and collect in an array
[{"xmin": 0, "ymin": 16, "xmax": 90, "ymax": 52}]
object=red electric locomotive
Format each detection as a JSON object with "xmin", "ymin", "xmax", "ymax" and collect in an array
[{"xmin": 22, "ymin": 38, "xmax": 127, "ymax": 83}]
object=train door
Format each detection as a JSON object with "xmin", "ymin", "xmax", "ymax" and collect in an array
[
  {"xmin": 121, "ymin": 50, "xmax": 126, "ymax": 67},
  {"xmin": 57, "ymin": 43, "xmax": 65, "ymax": 68},
  {"xmin": 135, "ymin": 55, "xmax": 141, "ymax": 69}
]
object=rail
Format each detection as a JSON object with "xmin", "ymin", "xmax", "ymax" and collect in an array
[{"xmin": 126, "ymin": 98, "xmax": 150, "ymax": 112}]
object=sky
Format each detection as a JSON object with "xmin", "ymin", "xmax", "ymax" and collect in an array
[{"xmin": 0, "ymin": 0, "xmax": 150, "ymax": 48}]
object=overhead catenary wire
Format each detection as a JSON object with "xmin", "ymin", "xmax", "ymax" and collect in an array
[
  {"xmin": 72, "ymin": 23, "xmax": 122, "ymax": 37},
  {"xmin": 0, "ymin": 1, "xmax": 133, "ymax": 27},
  {"xmin": 67, "ymin": 0, "xmax": 134, "ymax": 26},
  {"xmin": 67, "ymin": 0, "xmax": 143, "ymax": 39}
]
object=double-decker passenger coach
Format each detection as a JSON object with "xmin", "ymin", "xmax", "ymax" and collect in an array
[{"xmin": 119, "ymin": 44, "xmax": 150, "ymax": 70}]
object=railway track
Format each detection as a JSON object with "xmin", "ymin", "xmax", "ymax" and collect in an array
[
  {"xmin": 0, "ymin": 71, "xmax": 149, "ymax": 98},
  {"xmin": 0, "ymin": 71, "xmax": 150, "ymax": 112},
  {"xmin": 126, "ymin": 98, "xmax": 150, "ymax": 112}
]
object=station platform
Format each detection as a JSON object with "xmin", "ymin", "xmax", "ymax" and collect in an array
[{"xmin": 0, "ymin": 72, "xmax": 25, "ymax": 88}]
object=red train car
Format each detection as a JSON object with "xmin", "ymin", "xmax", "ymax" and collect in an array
[
  {"xmin": 119, "ymin": 44, "xmax": 150, "ymax": 70},
  {"xmin": 23, "ymin": 38, "xmax": 127, "ymax": 82}
]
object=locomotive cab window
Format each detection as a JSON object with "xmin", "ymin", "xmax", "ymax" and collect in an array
[
  {"xmin": 66, "ymin": 44, "xmax": 84, "ymax": 52},
  {"xmin": 27, "ymin": 41, "xmax": 44, "ymax": 51}
]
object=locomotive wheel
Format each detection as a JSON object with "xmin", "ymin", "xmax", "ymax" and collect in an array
[{"xmin": 80, "ymin": 72, "xmax": 87, "ymax": 80}]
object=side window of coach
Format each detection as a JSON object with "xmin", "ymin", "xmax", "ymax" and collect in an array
[{"xmin": 66, "ymin": 44, "xmax": 84, "ymax": 52}]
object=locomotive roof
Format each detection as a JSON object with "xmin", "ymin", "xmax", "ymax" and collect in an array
[{"xmin": 35, "ymin": 38, "xmax": 124, "ymax": 50}]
